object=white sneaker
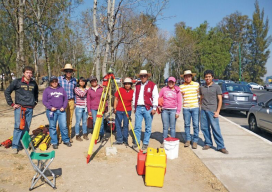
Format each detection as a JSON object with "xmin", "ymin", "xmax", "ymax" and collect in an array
[{"xmin": 12, "ymin": 148, "xmax": 18, "ymax": 154}]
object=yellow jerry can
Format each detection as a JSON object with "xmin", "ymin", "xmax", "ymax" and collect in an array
[{"xmin": 145, "ymin": 147, "xmax": 167, "ymax": 187}]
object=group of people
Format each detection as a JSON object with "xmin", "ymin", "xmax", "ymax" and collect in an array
[{"xmin": 5, "ymin": 64, "xmax": 228, "ymax": 154}]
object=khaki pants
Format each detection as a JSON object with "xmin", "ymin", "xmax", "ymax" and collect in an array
[{"xmin": 57, "ymin": 99, "xmax": 75, "ymax": 141}]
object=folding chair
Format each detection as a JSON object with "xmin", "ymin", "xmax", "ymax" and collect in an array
[{"xmin": 20, "ymin": 131, "xmax": 56, "ymax": 190}]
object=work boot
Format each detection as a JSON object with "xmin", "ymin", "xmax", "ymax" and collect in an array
[
  {"xmin": 132, "ymin": 143, "xmax": 138, "ymax": 149},
  {"xmin": 192, "ymin": 142, "xmax": 197, "ymax": 149},
  {"xmin": 219, "ymin": 148, "xmax": 229, "ymax": 154},
  {"xmin": 184, "ymin": 141, "xmax": 191, "ymax": 147},
  {"xmin": 142, "ymin": 144, "xmax": 148, "ymax": 150},
  {"xmin": 83, "ymin": 134, "xmax": 89, "ymax": 140},
  {"xmin": 113, "ymin": 141, "xmax": 123, "ymax": 145},
  {"xmin": 76, "ymin": 135, "xmax": 83, "ymax": 142},
  {"xmin": 202, "ymin": 145, "xmax": 211, "ymax": 150},
  {"xmin": 63, "ymin": 142, "xmax": 72, "ymax": 147},
  {"xmin": 97, "ymin": 135, "xmax": 104, "ymax": 143},
  {"xmin": 52, "ymin": 144, "xmax": 58, "ymax": 149}
]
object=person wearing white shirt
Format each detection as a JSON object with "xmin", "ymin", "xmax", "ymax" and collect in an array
[{"xmin": 132, "ymin": 70, "xmax": 159, "ymax": 150}]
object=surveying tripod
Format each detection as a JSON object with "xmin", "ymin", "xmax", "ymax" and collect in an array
[{"xmin": 86, "ymin": 69, "xmax": 140, "ymax": 163}]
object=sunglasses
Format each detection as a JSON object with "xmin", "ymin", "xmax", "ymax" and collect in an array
[
  {"xmin": 124, "ymin": 83, "xmax": 131, "ymax": 85},
  {"xmin": 65, "ymin": 70, "xmax": 73, "ymax": 73},
  {"xmin": 51, "ymin": 80, "xmax": 58, "ymax": 83},
  {"xmin": 140, "ymin": 75, "xmax": 147, "ymax": 78}
]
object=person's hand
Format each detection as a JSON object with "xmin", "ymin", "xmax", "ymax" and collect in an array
[
  {"xmin": 113, "ymin": 109, "xmax": 116, "ymax": 114},
  {"xmin": 175, "ymin": 114, "xmax": 179, "ymax": 119},
  {"xmin": 60, "ymin": 107, "xmax": 64, "ymax": 111},
  {"xmin": 88, "ymin": 112, "xmax": 92, "ymax": 116},
  {"xmin": 151, "ymin": 109, "xmax": 156, "ymax": 115},
  {"xmin": 214, "ymin": 111, "xmax": 219, "ymax": 118},
  {"xmin": 51, "ymin": 107, "xmax": 57, "ymax": 112},
  {"xmin": 12, "ymin": 104, "xmax": 21, "ymax": 110},
  {"xmin": 158, "ymin": 108, "xmax": 162, "ymax": 112}
]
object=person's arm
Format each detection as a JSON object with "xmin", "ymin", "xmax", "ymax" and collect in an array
[
  {"xmin": 62, "ymin": 89, "xmax": 68, "ymax": 110},
  {"xmin": 34, "ymin": 82, "xmax": 39, "ymax": 106},
  {"xmin": 4, "ymin": 80, "xmax": 16, "ymax": 107},
  {"xmin": 151, "ymin": 85, "xmax": 159, "ymax": 115},
  {"xmin": 176, "ymin": 90, "xmax": 182, "ymax": 115},
  {"xmin": 42, "ymin": 89, "xmax": 52, "ymax": 110},
  {"xmin": 214, "ymin": 95, "xmax": 222, "ymax": 118},
  {"xmin": 199, "ymin": 87, "xmax": 202, "ymax": 106},
  {"xmin": 132, "ymin": 88, "xmax": 136, "ymax": 112}
]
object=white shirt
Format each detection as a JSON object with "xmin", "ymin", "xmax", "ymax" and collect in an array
[{"xmin": 132, "ymin": 81, "xmax": 159, "ymax": 110}]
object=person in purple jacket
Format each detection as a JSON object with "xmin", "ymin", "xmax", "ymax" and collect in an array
[
  {"xmin": 158, "ymin": 77, "xmax": 182, "ymax": 147},
  {"xmin": 42, "ymin": 76, "xmax": 72, "ymax": 149},
  {"xmin": 87, "ymin": 76, "xmax": 105, "ymax": 142}
]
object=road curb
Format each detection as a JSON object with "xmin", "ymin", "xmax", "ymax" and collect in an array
[{"xmin": 219, "ymin": 115, "xmax": 272, "ymax": 145}]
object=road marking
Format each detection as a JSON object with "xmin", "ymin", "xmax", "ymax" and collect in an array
[{"xmin": 219, "ymin": 115, "xmax": 272, "ymax": 145}]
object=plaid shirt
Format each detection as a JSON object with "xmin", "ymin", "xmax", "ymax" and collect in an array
[{"xmin": 58, "ymin": 76, "xmax": 77, "ymax": 100}]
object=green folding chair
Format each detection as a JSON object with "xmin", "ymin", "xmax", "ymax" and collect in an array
[{"xmin": 20, "ymin": 131, "xmax": 56, "ymax": 190}]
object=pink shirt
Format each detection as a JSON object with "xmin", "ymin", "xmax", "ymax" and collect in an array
[{"xmin": 159, "ymin": 86, "xmax": 182, "ymax": 114}]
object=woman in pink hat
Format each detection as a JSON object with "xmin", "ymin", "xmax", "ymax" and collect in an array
[
  {"xmin": 113, "ymin": 77, "xmax": 134, "ymax": 145},
  {"xmin": 158, "ymin": 76, "xmax": 182, "ymax": 147}
]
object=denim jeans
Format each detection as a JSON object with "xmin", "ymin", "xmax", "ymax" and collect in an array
[
  {"xmin": 134, "ymin": 106, "xmax": 153, "ymax": 145},
  {"xmin": 91, "ymin": 109, "xmax": 104, "ymax": 136},
  {"xmin": 183, "ymin": 108, "xmax": 200, "ymax": 143},
  {"xmin": 115, "ymin": 110, "xmax": 131, "ymax": 143},
  {"xmin": 13, "ymin": 107, "xmax": 33, "ymax": 149},
  {"xmin": 75, "ymin": 107, "xmax": 88, "ymax": 135},
  {"xmin": 161, "ymin": 109, "xmax": 177, "ymax": 139},
  {"xmin": 200, "ymin": 109, "xmax": 225, "ymax": 150},
  {"xmin": 46, "ymin": 109, "xmax": 70, "ymax": 145}
]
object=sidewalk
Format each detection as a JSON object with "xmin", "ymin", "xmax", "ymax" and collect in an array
[{"xmin": 177, "ymin": 112, "xmax": 272, "ymax": 192}]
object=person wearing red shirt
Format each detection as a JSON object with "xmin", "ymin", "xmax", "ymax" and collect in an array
[{"xmin": 113, "ymin": 78, "xmax": 134, "ymax": 145}]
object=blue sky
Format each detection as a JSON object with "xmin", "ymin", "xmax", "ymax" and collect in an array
[{"xmin": 74, "ymin": 0, "xmax": 272, "ymax": 80}]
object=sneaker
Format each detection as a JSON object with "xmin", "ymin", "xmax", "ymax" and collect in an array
[
  {"xmin": 219, "ymin": 148, "xmax": 229, "ymax": 154},
  {"xmin": 12, "ymin": 148, "xmax": 18, "ymax": 154},
  {"xmin": 113, "ymin": 141, "xmax": 123, "ymax": 145},
  {"xmin": 76, "ymin": 135, "xmax": 83, "ymax": 142},
  {"xmin": 63, "ymin": 142, "xmax": 72, "ymax": 147},
  {"xmin": 52, "ymin": 144, "xmax": 58, "ymax": 149},
  {"xmin": 132, "ymin": 143, "xmax": 138, "ymax": 149},
  {"xmin": 142, "ymin": 144, "xmax": 148, "ymax": 150},
  {"xmin": 184, "ymin": 141, "xmax": 191, "ymax": 147},
  {"xmin": 83, "ymin": 134, "xmax": 89, "ymax": 140},
  {"xmin": 97, "ymin": 135, "xmax": 104, "ymax": 143},
  {"xmin": 192, "ymin": 142, "xmax": 197, "ymax": 149},
  {"xmin": 202, "ymin": 145, "xmax": 211, "ymax": 150}
]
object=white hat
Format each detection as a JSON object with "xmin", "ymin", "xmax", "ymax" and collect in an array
[
  {"xmin": 123, "ymin": 77, "xmax": 132, "ymax": 84},
  {"xmin": 61, "ymin": 63, "xmax": 76, "ymax": 72},
  {"xmin": 136, "ymin": 70, "xmax": 151, "ymax": 77},
  {"xmin": 180, "ymin": 70, "xmax": 196, "ymax": 78}
]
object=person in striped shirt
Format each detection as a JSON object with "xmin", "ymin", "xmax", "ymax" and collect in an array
[
  {"xmin": 179, "ymin": 70, "xmax": 200, "ymax": 149},
  {"xmin": 74, "ymin": 77, "xmax": 89, "ymax": 141}
]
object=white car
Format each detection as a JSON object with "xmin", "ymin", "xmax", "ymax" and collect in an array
[{"xmin": 248, "ymin": 82, "xmax": 264, "ymax": 90}]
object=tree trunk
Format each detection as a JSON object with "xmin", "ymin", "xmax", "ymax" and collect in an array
[
  {"xmin": 93, "ymin": 0, "xmax": 101, "ymax": 81},
  {"xmin": 18, "ymin": 0, "xmax": 25, "ymax": 72}
]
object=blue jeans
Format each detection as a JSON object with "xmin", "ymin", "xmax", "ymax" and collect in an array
[
  {"xmin": 13, "ymin": 107, "xmax": 33, "ymax": 149},
  {"xmin": 161, "ymin": 109, "xmax": 177, "ymax": 139},
  {"xmin": 46, "ymin": 110, "xmax": 70, "ymax": 145},
  {"xmin": 115, "ymin": 110, "xmax": 131, "ymax": 143},
  {"xmin": 75, "ymin": 107, "xmax": 88, "ymax": 135},
  {"xmin": 183, "ymin": 108, "xmax": 200, "ymax": 143},
  {"xmin": 200, "ymin": 110, "xmax": 225, "ymax": 150},
  {"xmin": 91, "ymin": 109, "xmax": 104, "ymax": 136},
  {"xmin": 134, "ymin": 106, "xmax": 153, "ymax": 145}
]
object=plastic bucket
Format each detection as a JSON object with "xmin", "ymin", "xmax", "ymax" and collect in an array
[{"xmin": 164, "ymin": 137, "xmax": 179, "ymax": 159}]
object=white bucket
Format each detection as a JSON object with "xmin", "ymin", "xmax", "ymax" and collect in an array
[{"xmin": 164, "ymin": 137, "xmax": 179, "ymax": 160}]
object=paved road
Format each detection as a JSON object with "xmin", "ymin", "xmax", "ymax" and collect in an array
[{"xmin": 220, "ymin": 89, "xmax": 272, "ymax": 142}]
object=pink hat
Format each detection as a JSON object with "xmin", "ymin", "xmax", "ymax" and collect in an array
[{"xmin": 168, "ymin": 77, "xmax": 176, "ymax": 82}]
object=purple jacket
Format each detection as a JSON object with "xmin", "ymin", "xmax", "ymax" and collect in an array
[{"xmin": 42, "ymin": 86, "xmax": 68, "ymax": 110}]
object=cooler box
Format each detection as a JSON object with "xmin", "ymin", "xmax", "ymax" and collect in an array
[
  {"xmin": 137, "ymin": 150, "xmax": 146, "ymax": 175},
  {"xmin": 145, "ymin": 147, "xmax": 167, "ymax": 188},
  {"xmin": 164, "ymin": 137, "xmax": 179, "ymax": 160}
]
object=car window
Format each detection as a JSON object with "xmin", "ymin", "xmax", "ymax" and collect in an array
[
  {"xmin": 266, "ymin": 100, "xmax": 272, "ymax": 108},
  {"xmin": 225, "ymin": 84, "xmax": 251, "ymax": 92}
]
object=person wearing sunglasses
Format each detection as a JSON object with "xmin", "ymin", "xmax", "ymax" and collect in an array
[
  {"xmin": 113, "ymin": 77, "xmax": 134, "ymax": 145},
  {"xmin": 132, "ymin": 70, "xmax": 159, "ymax": 150},
  {"xmin": 57, "ymin": 64, "xmax": 77, "ymax": 144},
  {"xmin": 42, "ymin": 76, "xmax": 72, "ymax": 149}
]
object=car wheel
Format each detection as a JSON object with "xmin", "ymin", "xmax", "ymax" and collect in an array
[{"xmin": 248, "ymin": 115, "xmax": 260, "ymax": 133}]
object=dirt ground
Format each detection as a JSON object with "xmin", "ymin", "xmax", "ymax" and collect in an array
[{"xmin": 0, "ymin": 88, "xmax": 228, "ymax": 192}]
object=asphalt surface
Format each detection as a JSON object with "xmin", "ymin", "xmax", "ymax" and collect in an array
[{"xmin": 220, "ymin": 89, "xmax": 272, "ymax": 142}]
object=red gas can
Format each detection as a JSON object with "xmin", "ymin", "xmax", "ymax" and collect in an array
[{"xmin": 137, "ymin": 150, "xmax": 147, "ymax": 175}]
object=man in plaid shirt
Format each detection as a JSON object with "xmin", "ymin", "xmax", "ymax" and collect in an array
[{"xmin": 57, "ymin": 64, "xmax": 77, "ymax": 143}]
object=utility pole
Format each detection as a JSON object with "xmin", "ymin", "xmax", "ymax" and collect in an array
[{"xmin": 239, "ymin": 42, "xmax": 241, "ymax": 81}]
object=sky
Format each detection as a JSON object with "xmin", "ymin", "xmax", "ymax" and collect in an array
[{"xmin": 73, "ymin": 0, "xmax": 272, "ymax": 80}]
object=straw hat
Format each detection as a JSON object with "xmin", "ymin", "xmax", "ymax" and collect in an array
[
  {"xmin": 61, "ymin": 63, "xmax": 76, "ymax": 72},
  {"xmin": 180, "ymin": 70, "xmax": 196, "ymax": 78},
  {"xmin": 136, "ymin": 70, "xmax": 151, "ymax": 77},
  {"xmin": 123, "ymin": 77, "xmax": 133, "ymax": 84}
]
